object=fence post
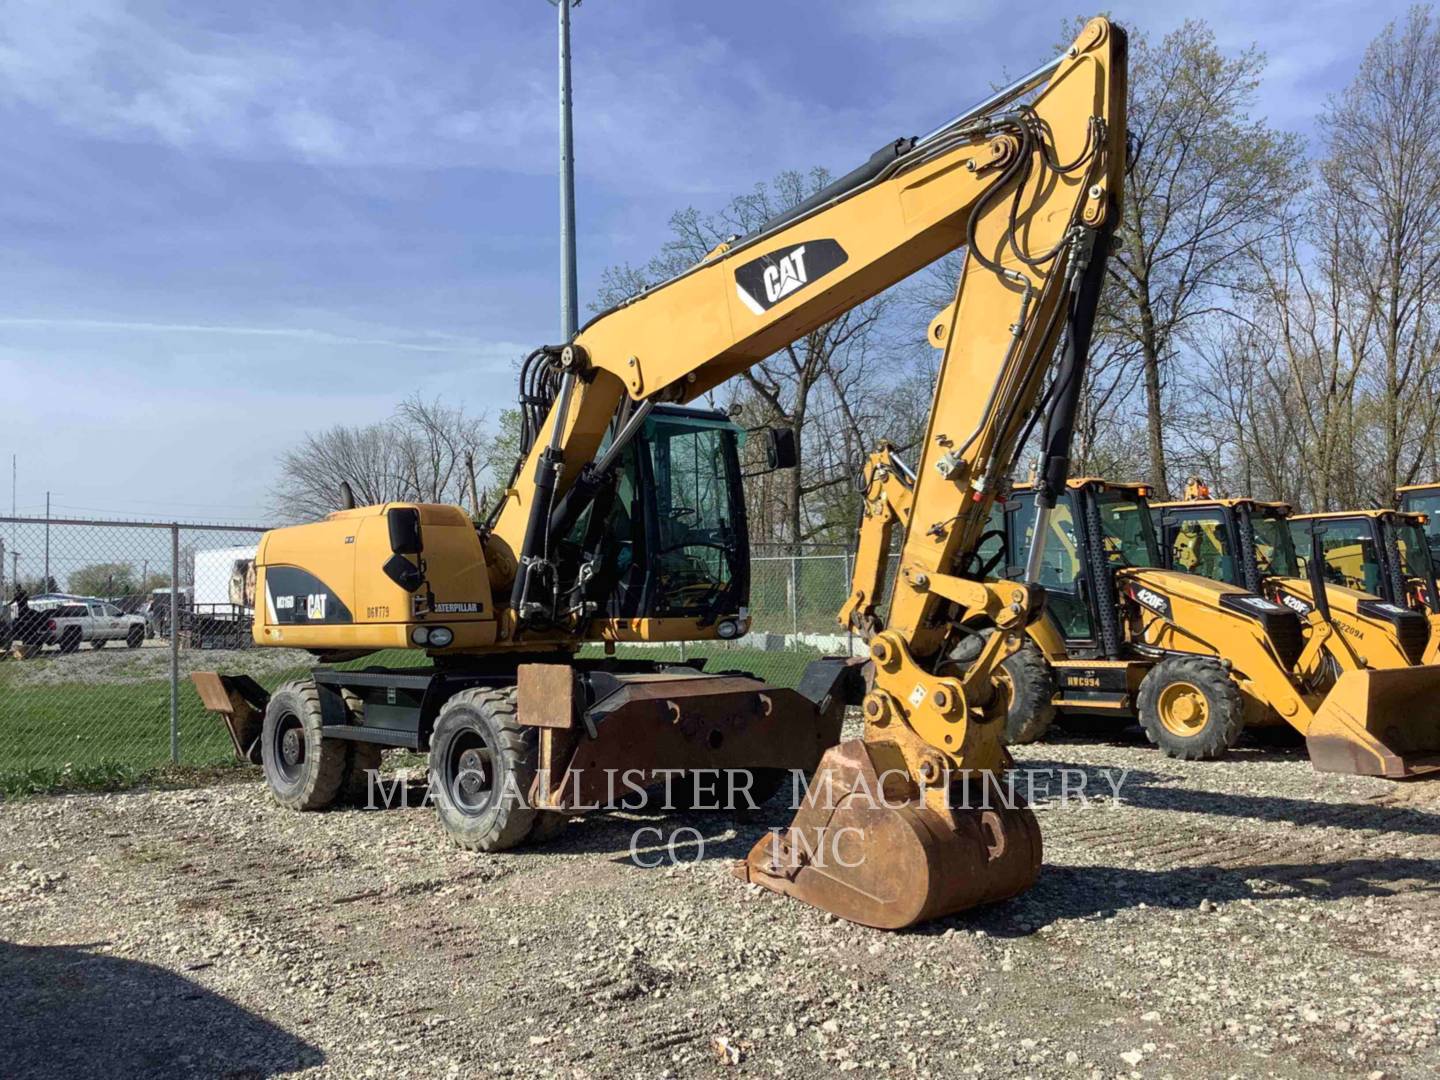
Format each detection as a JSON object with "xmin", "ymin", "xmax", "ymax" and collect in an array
[
  {"xmin": 170, "ymin": 523, "xmax": 180, "ymax": 764},
  {"xmin": 790, "ymin": 553, "xmax": 799, "ymax": 640},
  {"xmin": 842, "ymin": 548, "xmax": 854, "ymax": 656}
]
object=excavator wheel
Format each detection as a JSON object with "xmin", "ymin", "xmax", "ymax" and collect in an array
[
  {"xmin": 1137, "ymin": 656, "xmax": 1245, "ymax": 761},
  {"xmin": 260, "ymin": 680, "xmax": 349, "ymax": 811},
  {"xmin": 339, "ymin": 690, "xmax": 385, "ymax": 807},
  {"xmin": 997, "ymin": 644, "xmax": 1056, "ymax": 745},
  {"xmin": 428, "ymin": 687, "xmax": 538, "ymax": 852}
]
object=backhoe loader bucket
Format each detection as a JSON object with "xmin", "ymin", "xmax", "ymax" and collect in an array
[
  {"xmin": 733, "ymin": 739, "xmax": 1041, "ymax": 929},
  {"xmin": 1306, "ymin": 667, "xmax": 1440, "ymax": 779}
]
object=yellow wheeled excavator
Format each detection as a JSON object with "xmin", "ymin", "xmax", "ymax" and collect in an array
[
  {"xmin": 196, "ymin": 18, "xmax": 1130, "ymax": 929},
  {"xmin": 970, "ymin": 479, "xmax": 1440, "ymax": 778}
]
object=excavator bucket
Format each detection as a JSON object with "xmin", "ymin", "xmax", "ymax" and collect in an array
[
  {"xmin": 733, "ymin": 739, "xmax": 1041, "ymax": 929},
  {"xmin": 1306, "ymin": 667, "xmax": 1440, "ymax": 779}
]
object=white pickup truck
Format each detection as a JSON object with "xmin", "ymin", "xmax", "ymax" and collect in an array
[{"xmin": 43, "ymin": 599, "xmax": 147, "ymax": 652}]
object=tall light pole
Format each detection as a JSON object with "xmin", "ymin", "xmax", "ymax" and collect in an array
[{"xmin": 549, "ymin": 0, "xmax": 581, "ymax": 341}]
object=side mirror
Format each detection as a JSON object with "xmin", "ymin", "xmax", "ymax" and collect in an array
[
  {"xmin": 763, "ymin": 427, "xmax": 797, "ymax": 471},
  {"xmin": 387, "ymin": 507, "xmax": 423, "ymax": 555},
  {"xmin": 383, "ymin": 554, "xmax": 426, "ymax": 593}
]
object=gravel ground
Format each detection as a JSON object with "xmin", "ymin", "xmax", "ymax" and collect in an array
[{"xmin": 3, "ymin": 728, "xmax": 1439, "ymax": 1079}]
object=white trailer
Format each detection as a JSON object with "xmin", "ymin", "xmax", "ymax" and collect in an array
[{"xmin": 187, "ymin": 544, "xmax": 257, "ymax": 648}]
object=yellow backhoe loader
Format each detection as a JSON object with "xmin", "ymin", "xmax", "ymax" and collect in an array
[
  {"xmin": 1153, "ymin": 486, "xmax": 1432, "ymax": 671},
  {"xmin": 1289, "ymin": 508, "xmax": 1440, "ymax": 663},
  {"xmin": 196, "ymin": 16, "xmax": 1130, "ymax": 929},
  {"xmin": 974, "ymin": 479, "xmax": 1440, "ymax": 778}
]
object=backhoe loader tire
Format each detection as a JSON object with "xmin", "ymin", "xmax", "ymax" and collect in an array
[
  {"xmin": 429, "ymin": 687, "xmax": 537, "ymax": 852},
  {"xmin": 998, "ymin": 644, "xmax": 1056, "ymax": 744},
  {"xmin": 261, "ymin": 680, "xmax": 348, "ymax": 811},
  {"xmin": 338, "ymin": 690, "xmax": 384, "ymax": 807},
  {"xmin": 1137, "ymin": 657, "xmax": 1245, "ymax": 761}
]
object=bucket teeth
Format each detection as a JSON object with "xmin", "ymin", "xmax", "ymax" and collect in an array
[{"xmin": 733, "ymin": 739, "xmax": 1041, "ymax": 929}]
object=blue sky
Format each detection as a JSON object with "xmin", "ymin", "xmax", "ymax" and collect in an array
[{"xmin": 0, "ymin": 0, "xmax": 1411, "ymax": 523}]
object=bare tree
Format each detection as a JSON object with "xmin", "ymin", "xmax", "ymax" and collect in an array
[
  {"xmin": 271, "ymin": 395, "xmax": 491, "ymax": 522},
  {"xmin": 1100, "ymin": 20, "xmax": 1305, "ymax": 496},
  {"xmin": 1321, "ymin": 4, "xmax": 1440, "ymax": 500}
]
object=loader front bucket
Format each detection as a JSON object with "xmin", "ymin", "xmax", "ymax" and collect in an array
[
  {"xmin": 734, "ymin": 739, "xmax": 1041, "ymax": 929},
  {"xmin": 1305, "ymin": 666, "xmax": 1440, "ymax": 779}
]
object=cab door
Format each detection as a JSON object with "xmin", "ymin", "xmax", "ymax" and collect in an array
[{"xmin": 1005, "ymin": 493, "xmax": 1096, "ymax": 644}]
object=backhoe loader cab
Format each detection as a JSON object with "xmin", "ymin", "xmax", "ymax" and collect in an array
[
  {"xmin": 1291, "ymin": 509, "xmax": 1440, "ymax": 628},
  {"xmin": 1397, "ymin": 483, "xmax": 1440, "ymax": 562},
  {"xmin": 1151, "ymin": 497, "xmax": 1298, "ymax": 592}
]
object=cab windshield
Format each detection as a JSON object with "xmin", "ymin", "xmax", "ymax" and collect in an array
[
  {"xmin": 1252, "ymin": 512, "xmax": 1299, "ymax": 578},
  {"xmin": 1400, "ymin": 490, "xmax": 1440, "ymax": 557},
  {"xmin": 1095, "ymin": 490, "xmax": 1160, "ymax": 568},
  {"xmin": 1394, "ymin": 520, "xmax": 1435, "ymax": 582}
]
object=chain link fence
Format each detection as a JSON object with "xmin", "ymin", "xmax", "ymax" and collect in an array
[
  {"xmin": 0, "ymin": 515, "xmax": 287, "ymax": 794},
  {"xmin": 1, "ymin": 520, "xmax": 883, "ymax": 795}
]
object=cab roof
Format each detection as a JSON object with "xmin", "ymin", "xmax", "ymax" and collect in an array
[
  {"xmin": 1396, "ymin": 482, "xmax": 1440, "ymax": 494},
  {"xmin": 1291, "ymin": 509, "xmax": 1425, "ymax": 523},
  {"xmin": 1152, "ymin": 496, "xmax": 1292, "ymax": 514},
  {"xmin": 1010, "ymin": 477, "xmax": 1152, "ymax": 496}
]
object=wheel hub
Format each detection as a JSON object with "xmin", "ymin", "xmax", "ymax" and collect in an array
[
  {"xmin": 1158, "ymin": 682, "xmax": 1209, "ymax": 736},
  {"xmin": 457, "ymin": 747, "xmax": 490, "ymax": 797},
  {"xmin": 281, "ymin": 727, "xmax": 303, "ymax": 767}
]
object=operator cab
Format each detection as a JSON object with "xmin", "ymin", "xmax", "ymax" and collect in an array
[
  {"xmin": 1397, "ymin": 483, "xmax": 1440, "ymax": 564},
  {"xmin": 982, "ymin": 478, "xmax": 1160, "ymax": 650},
  {"xmin": 1291, "ymin": 510, "xmax": 1440, "ymax": 615},
  {"xmin": 1151, "ymin": 497, "xmax": 1298, "ymax": 592},
  {"xmin": 558, "ymin": 404, "xmax": 750, "ymax": 628}
]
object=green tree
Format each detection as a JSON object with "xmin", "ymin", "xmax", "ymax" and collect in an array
[{"xmin": 68, "ymin": 562, "xmax": 137, "ymax": 598}]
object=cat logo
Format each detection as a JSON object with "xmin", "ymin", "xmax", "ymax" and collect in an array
[
  {"xmin": 733, "ymin": 239, "xmax": 848, "ymax": 315},
  {"xmin": 763, "ymin": 245, "xmax": 809, "ymax": 303}
]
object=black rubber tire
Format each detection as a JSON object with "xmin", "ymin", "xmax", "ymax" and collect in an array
[
  {"xmin": 90, "ymin": 637, "xmax": 107, "ymax": 650},
  {"xmin": 1137, "ymin": 656, "xmax": 1245, "ymax": 761},
  {"xmin": 260, "ymin": 680, "xmax": 348, "ymax": 810},
  {"xmin": 126, "ymin": 625, "xmax": 144, "ymax": 649},
  {"xmin": 338, "ymin": 690, "xmax": 384, "ymax": 806},
  {"xmin": 998, "ymin": 644, "xmax": 1057, "ymax": 744},
  {"xmin": 58, "ymin": 627, "xmax": 82, "ymax": 654},
  {"xmin": 428, "ymin": 687, "xmax": 537, "ymax": 851}
]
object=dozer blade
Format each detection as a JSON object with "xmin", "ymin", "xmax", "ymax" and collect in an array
[
  {"xmin": 1306, "ymin": 667, "xmax": 1440, "ymax": 779},
  {"xmin": 733, "ymin": 739, "xmax": 1041, "ymax": 929}
]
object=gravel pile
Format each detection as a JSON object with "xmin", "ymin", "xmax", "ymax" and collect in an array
[{"xmin": 3, "ymin": 731, "xmax": 1438, "ymax": 1078}]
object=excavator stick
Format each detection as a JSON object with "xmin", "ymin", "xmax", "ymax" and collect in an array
[
  {"xmin": 734, "ymin": 739, "xmax": 1041, "ymax": 929},
  {"xmin": 1305, "ymin": 667, "xmax": 1440, "ymax": 779}
]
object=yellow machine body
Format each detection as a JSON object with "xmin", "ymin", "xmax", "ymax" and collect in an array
[{"xmin": 209, "ymin": 18, "xmax": 1132, "ymax": 930}]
